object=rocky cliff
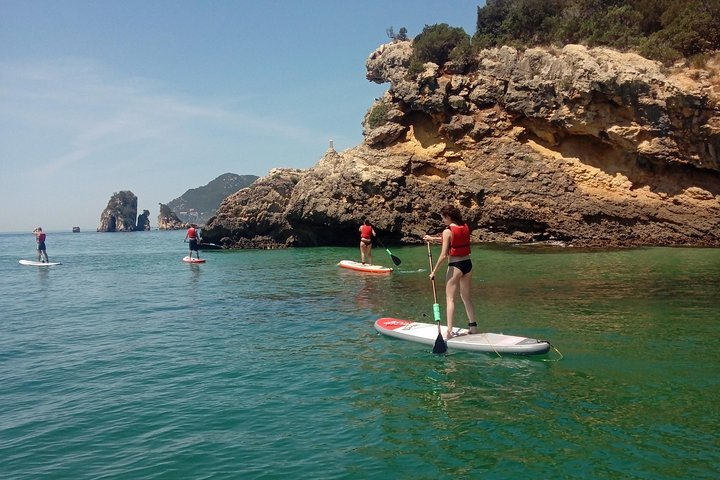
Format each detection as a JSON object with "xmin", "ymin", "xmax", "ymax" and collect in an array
[
  {"xmin": 203, "ymin": 42, "xmax": 720, "ymax": 248},
  {"xmin": 205, "ymin": 168, "xmax": 303, "ymax": 248},
  {"xmin": 97, "ymin": 191, "xmax": 139, "ymax": 232},
  {"xmin": 136, "ymin": 209, "xmax": 151, "ymax": 231},
  {"xmin": 157, "ymin": 203, "xmax": 186, "ymax": 230}
]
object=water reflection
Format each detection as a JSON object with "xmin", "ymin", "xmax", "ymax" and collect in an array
[
  {"xmin": 187, "ymin": 263, "xmax": 201, "ymax": 306},
  {"xmin": 37, "ymin": 267, "xmax": 50, "ymax": 294}
]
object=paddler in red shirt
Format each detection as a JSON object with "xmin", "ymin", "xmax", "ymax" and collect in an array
[
  {"xmin": 424, "ymin": 205, "xmax": 478, "ymax": 339},
  {"xmin": 33, "ymin": 227, "xmax": 49, "ymax": 263},
  {"xmin": 359, "ymin": 220, "xmax": 376, "ymax": 265},
  {"xmin": 184, "ymin": 224, "xmax": 201, "ymax": 260}
]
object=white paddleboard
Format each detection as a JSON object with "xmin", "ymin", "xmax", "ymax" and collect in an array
[
  {"xmin": 19, "ymin": 260, "xmax": 62, "ymax": 266},
  {"xmin": 338, "ymin": 260, "xmax": 392, "ymax": 274},
  {"xmin": 374, "ymin": 317, "xmax": 551, "ymax": 355},
  {"xmin": 182, "ymin": 256, "xmax": 206, "ymax": 264}
]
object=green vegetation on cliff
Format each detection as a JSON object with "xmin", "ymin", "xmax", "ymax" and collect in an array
[
  {"xmin": 115, "ymin": 191, "xmax": 138, "ymax": 223},
  {"xmin": 406, "ymin": 0, "xmax": 719, "ymax": 71},
  {"xmin": 408, "ymin": 23, "xmax": 474, "ymax": 76},
  {"xmin": 159, "ymin": 203, "xmax": 173, "ymax": 217},
  {"xmin": 475, "ymin": 0, "xmax": 719, "ymax": 64},
  {"xmin": 367, "ymin": 102, "xmax": 390, "ymax": 128}
]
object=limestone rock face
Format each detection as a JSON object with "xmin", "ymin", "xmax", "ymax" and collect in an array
[
  {"xmin": 157, "ymin": 203, "xmax": 186, "ymax": 230},
  {"xmin": 203, "ymin": 168, "xmax": 303, "ymax": 248},
  {"xmin": 202, "ymin": 43, "xmax": 720, "ymax": 248},
  {"xmin": 97, "ymin": 191, "xmax": 138, "ymax": 232},
  {"xmin": 136, "ymin": 210, "xmax": 151, "ymax": 231}
]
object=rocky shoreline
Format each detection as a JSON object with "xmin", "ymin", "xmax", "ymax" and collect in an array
[{"xmin": 202, "ymin": 42, "xmax": 720, "ymax": 249}]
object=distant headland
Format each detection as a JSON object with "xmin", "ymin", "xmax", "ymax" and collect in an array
[{"xmin": 96, "ymin": 173, "xmax": 258, "ymax": 232}]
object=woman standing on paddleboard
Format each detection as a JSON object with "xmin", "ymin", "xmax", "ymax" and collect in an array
[
  {"xmin": 424, "ymin": 206, "xmax": 478, "ymax": 340},
  {"xmin": 33, "ymin": 227, "xmax": 49, "ymax": 263},
  {"xmin": 359, "ymin": 220, "xmax": 376, "ymax": 265}
]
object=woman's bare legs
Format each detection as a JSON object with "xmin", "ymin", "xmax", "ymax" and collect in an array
[
  {"xmin": 445, "ymin": 267, "xmax": 476, "ymax": 339},
  {"xmin": 459, "ymin": 271, "xmax": 477, "ymax": 332},
  {"xmin": 445, "ymin": 267, "xmax": 460, "ymax": 339},
  {"xmin": 360, "ymin": 241, "xmax": 371, "ymax": 264}
]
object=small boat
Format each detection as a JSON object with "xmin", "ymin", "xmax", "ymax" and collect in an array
[{"xmin": 72, "ymin": 227, "xmax": 81, "ymax": 233}]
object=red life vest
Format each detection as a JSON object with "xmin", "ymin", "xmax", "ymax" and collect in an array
[
  {"xmin": 187, "ymin": 227, "xmax": 197, "ymax": 239},
  {"xmin": 360, "ymin": 225, "xmax": 373, "ymax": 239},
  {"xmin": 448, "ymin": 224, "xmax": 470, "ymax": 256}
]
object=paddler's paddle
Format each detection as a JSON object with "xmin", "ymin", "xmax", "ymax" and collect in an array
[
  {"xmin": 376, "ymin": 237, "xmax": 401, "ymax": 266},
  {"xmin": 427, "ymin": 242, "xmax": 447, "ymax": 354}
]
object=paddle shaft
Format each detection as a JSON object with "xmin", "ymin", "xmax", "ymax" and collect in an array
[
  {"xmin": 428, "ymin": 257, "xmax": 439, "ymax": 304},
  {"xmin": 426, "ymin": 243, "xmax": 442, "ymax": 323},
  {"xmin": 426, "ymin": 242, "xmax": 440, "ymax": 303},
  {"xmin": 427, "ymin": 242, "xmax": 447, "ymax": 353},
  {"xmin": 375, "ymin": 236, "xmax": 401, "ymax": 266}
]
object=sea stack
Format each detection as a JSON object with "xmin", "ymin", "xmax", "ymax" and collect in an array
[{"xmin": 97, "ymin": 191, "xmax": 139, "ymax": 232}]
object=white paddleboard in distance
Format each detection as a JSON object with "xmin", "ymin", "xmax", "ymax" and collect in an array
[
  {"xmin": 19, "ymin": 259, "xmax": 62, "ymax": 266},
  {"xmin": 182, "ymin": 256, "xmax": 206, "ymax": 264},
  {"xmin": 338, "ymin": 260, "xmax": 392, "ymax": 274},
  {"xmin": 374, "ymin": 318, "xmax": 551, "ymax": 355}
]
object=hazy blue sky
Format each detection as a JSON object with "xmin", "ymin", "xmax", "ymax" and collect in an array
[{"xmin": 1, "ymin": 0, "xmax": 481, "ymax": 232}]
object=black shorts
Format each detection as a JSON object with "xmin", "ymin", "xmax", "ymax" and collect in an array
[
  {"xmin": 189, "ymin": 239, "xmax": 199, "ymax": 251},
  {"xmin": 37, "ymin": 242, "xmax": 46, "ymax": 251},
  {"xmin": 448, "ymin": 259, "xmax": 472, "ymax": 275}
]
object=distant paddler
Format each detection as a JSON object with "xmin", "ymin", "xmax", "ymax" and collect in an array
[
  {"xmin": 32, "ymin": 227, "xmax": 50, "ymax": 263},
  {"xmin": 359, "ymin": 220, "xmax": 377, "ymax": 265},
  {"xmin": 184, "ymin": 224, "xmax": 201, "ymax": 261}
]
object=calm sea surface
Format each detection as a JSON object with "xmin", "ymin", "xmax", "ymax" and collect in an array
[{"xmin": 1, "ymin": 230, "xmax": 718, "ymax": 479}]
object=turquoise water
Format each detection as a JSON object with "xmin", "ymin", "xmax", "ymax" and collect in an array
[{"xmin": 1, "ymin": 231, "xmax": 718, "ymax": 479}]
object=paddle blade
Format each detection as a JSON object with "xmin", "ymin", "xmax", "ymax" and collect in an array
[
  {"xmin": 388, "ymin": 251, "xmax": 402, "ymax": 266},
  {"xmin": 432, "ymin": 333, "xmax": 448, "ymax": 354}
]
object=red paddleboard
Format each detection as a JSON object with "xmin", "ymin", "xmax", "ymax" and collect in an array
[
  {"xmin": 338, "ymin": 260, "xmax": 392, "ymax": 274},
  {"xmin": 182, "ymin": 256, "xmax": 206, "ymax": 264}
]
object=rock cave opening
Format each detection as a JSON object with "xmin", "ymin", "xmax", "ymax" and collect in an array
[{"xmin": 404, "ymin": 111, "xmax": 442, "ymax": 149}]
